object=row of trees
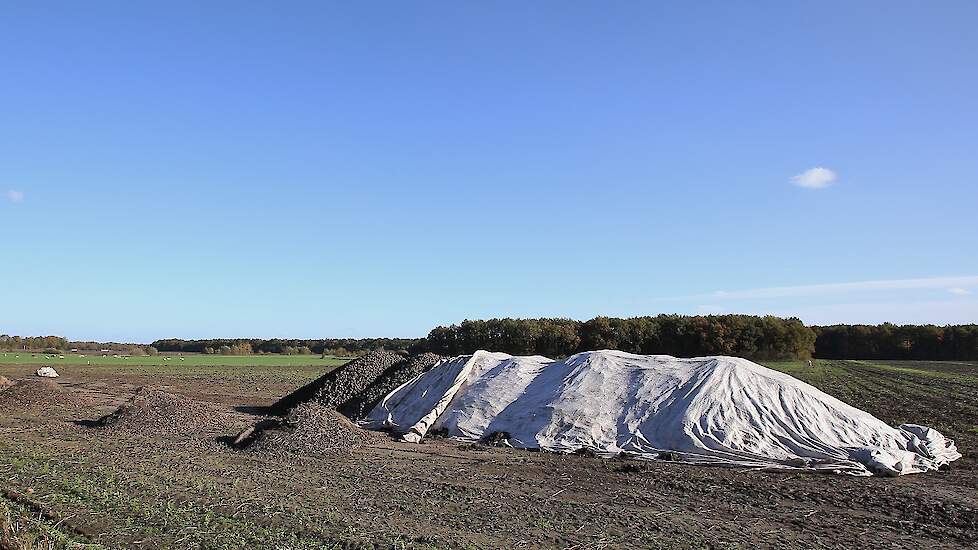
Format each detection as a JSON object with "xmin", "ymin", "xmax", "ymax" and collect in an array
[
  {"xmin": 0, "ymin": 335, "xmax": 68, "ymax": 351},
  {"xmin": 0, "ymin": 335, "xmax": 158, "ymax": 355},
  {"xmin": 813, "ymin": 324, "xmax": 978, "ymax": 361},
  {"xmin": 152, "ymin": 337, "xmax": 422, "ymax": 356},
  {"xmin": 66, "ymin": 340, "xmax": 149, "ymax": 353},
  {"xmin": 204, "ymin": 342, "xmax": 312, "ymax": 355},
  {"xmin": 423, "ymin": 315, "xmax": 816, "ymax": 360},
  {"xmin": 72, "ymin": 341, "xmax": 157, "ymax": 355},
  {"xmin": 7, "ymin": 321, "xmax": 978, "ymax": 361},
  {"xmin": 425, "ymin": 318, "xmax": 978, "ymax": 360}
]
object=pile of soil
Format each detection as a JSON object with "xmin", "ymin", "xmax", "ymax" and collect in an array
[
  {"xmin": 0, "ymin": 375, "xmax": 12, "ymax": 391},
  {"xmin": 268, "ymin": 351, "xmax": 405, "ymax": 415},
  {"xmin": 0, "ymin": 379, "xmax": 94, "ymax": 409},
  {"xmin": 241, "ymin": 402, "xmax": 370, "ymax": 458},
  {"xmin": 338, "ymin": 352, "xmax": 443, "ymax": 420},
  {"xmin": 98, "ymin": 387, "xmax": 241, "ymax": 438}
]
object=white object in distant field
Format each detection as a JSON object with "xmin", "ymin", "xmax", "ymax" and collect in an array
[
  {"xmin": 35, "ymin": 366, "xmax": 60, "ymax": 378},
  {"xmin": 364, "ymin": 350, "xmax": 961, "ymax": 476}
]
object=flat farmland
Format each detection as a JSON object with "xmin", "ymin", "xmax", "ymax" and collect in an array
[
  {"xmin": 0, "ymin": 352, "xmax": 350, "ymax": 368},
  {"xmin": 1, "ymin": 358, "xmax": 977, "ymax": 549}
]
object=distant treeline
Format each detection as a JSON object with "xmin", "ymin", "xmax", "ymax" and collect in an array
[
  {"xmin": 150, "ymin": 338, "xmax": 422, "ymax": 356},
  {"xmin": 423, "ymin": 317, "xmax": 978, "ymax": 361},
  {"xmin": 0, "ymin": 335, "xmax": 69, "ymax": 352},
  {"xmin": 0, "ymin": 335, "xmax": 154, "ymax": 355},
  {"xmin": 68, "ymin": 340, "xmax": 154, "ymax": 354},
  {"xmin": 6, "ymin": 318, "xmax": 978, "ymax": 361},
  {"xmin": 423, "ymin": 316, "xmax": 815, "ymax": 360},
  {"xmin": 813, "ymin": 324, "xmax": 978, "ymax": 361}
]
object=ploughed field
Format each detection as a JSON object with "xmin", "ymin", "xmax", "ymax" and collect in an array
[{"xmin": 1, "ymin": 358, "xmax": 976, "ymax": 549}]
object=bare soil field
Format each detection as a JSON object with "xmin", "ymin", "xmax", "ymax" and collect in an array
[{"xmin": 1, "ymin": 359, "xmax": 977, "ymax": 549}]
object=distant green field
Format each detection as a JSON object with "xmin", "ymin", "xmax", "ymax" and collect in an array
[{"xmin": 0, "ymin": 352, "xmax": 350, "ymax": 368}]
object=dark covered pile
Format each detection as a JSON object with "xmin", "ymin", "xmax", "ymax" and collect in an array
[
  {"xmin": 0, "ymin": 379, "xmax": 94, "ymax": 409},
  {"xmin": 267, "ymin": 351, "xmax": 405, "ymax": 415},
  {"xmin": 98, "ymin": 387, "xmax": 241, "ymax": 438},
  {"xmin": 338, "ymin": 352, "xmax": 443, "ymax": 420},
  {"xmin": 243, "ymin": 351, "xmax": 447, "ymax": 457},
  {"xmin": 243, "ymin": 402, "xmax": 370, "ymax": 457}
]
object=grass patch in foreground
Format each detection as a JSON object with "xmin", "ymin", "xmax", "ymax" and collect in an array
[
  {"xmin": 1, "ymin": 492, "xmax": 102, "ymax": 550},
  {"xmin": 0, "ymin": 444, "xmax": 327, "ymax": 549},
  {"xmin": 0, "ymin": 441, "xmax": 445, "ymax": 550}
]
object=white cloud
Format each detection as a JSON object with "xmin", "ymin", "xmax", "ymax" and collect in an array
[
  {"xmin": 948, "ymin": 287, "xmax": 971, "ymax": 296},
  {"xmin": 5, "ymin": 190, "xmax": 24, "ymax": 202},
  {"xmin": 693, "ymin": 276, "xmax": 978, "ymax": 301},
  {"xmin": 791, "ymin": 167, "xmax": 837, "ymax": 189}
]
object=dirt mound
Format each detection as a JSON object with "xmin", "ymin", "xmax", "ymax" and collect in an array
[
  {"xmin": 98, "ymin": 387, "xmax": 241, "ymax": 438},
  {"xmin": 268, "ymin": 351, "xmax": 405, "ymax": 415},
  {"xmin": 0, "ymin": 379, "xmax": 94, "ymax": 409},
  {"xmin": 241, "ymin": 402, "xmax": 370, "ymax": 457},
  {"xmin": 339, "ymin": 353, "xmax": 443, "ymax": 420},
  {"xmin": 0, "ymin": 376, "xmax": 12, "ymax": 391}
]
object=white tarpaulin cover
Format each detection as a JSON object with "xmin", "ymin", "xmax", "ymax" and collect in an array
[{"xmin": 364, "ymin": 350, "xmax": 961, "ymax": 476}]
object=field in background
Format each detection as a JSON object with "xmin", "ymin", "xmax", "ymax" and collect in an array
[
  {"xmin": 0, "ymin": 352, "xmax": 350, "ymax": 368},
  {"xmin": 0, "ymin": 354, "xmax": 349, "ymax": 409},
  {"xmin": 1, "ymin": 358, "xmax": 976, "ymax": 548},
  {"xmin": 765, "ymin": 359, "xmax": 978, "ymax": 450}
]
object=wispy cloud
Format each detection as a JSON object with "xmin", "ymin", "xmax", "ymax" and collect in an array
[
  {"xmin": 5, "ymin": 190, "xmax": 24, "ymax": 202},
  {"xmin": 684, "ymin": 276, "xmax": 978, "ymax": 301},
  {"xmin": 760, "ymin": 298, "xmax": 978, "ymax": 326},
  {"xmin": 948, "ymin": 287, "xmax": 971, "ymax": 296},
  {"xmin": 791, "ymin": 167, "xmax": 837, "ymax": 189}
]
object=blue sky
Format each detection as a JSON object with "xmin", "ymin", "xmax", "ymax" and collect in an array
[{"xmin": 2, "ymin": 2, "xmax": 977, "ymax": 342}]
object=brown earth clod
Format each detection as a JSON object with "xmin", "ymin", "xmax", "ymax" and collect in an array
[
  {"xmin": 96, "ymin": 386, "xmax": 246, "ymax": 440},
  {"xmin": 243, "ymin": 402, "xmax": 372, "ymax": 458}
]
